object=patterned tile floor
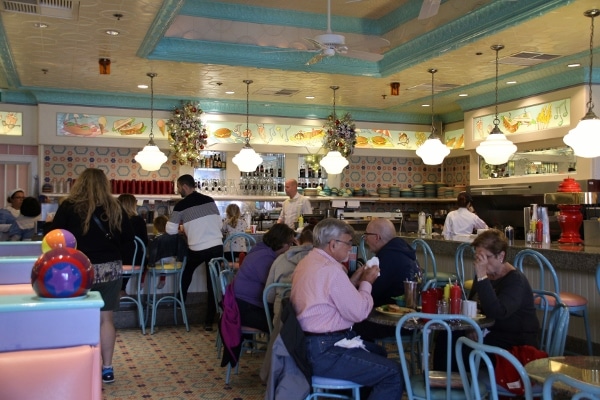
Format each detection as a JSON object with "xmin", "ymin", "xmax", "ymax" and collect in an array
[{"xmin": 103, "ymin": 324, "xmax": 266, "ymax": 400}]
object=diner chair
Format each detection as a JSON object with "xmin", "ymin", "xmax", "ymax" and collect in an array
[
  {"xmin": 223, "ymin": 232, "xmax": 256, "ymax": 267},
  {"xmin": 542, "ymin": 372, "xmax": 600, "ymax": 400},
  {"xmin": 145, "ymin": 235, "xmax": 189, "ymax": 335},
  {"xmin": 456, "ymin": 337, "xmax": 534, "ymax": 400},
  {"xmin": 208, "ymin": 257, "xmax": 230, "ymax": 358},
  {"xmin": 514, "ymin": 249, "xmax": 592, "ymax": 355},
  {"xmin": 358, "ymin": 235, "xmax": 374, "ymax": 263},
  {"xmin": 454, "ymin": 242, "xmax": 475, "ymax": 295},
  {"xmin": 411, "ymin": 238, "xmax": 455, "ymax": 286},
  {"xmin": 262, "ymin": 282, "xmax": 292, "ymax": 334},
  {"xmin": 219, "ymin": 268, "xmax": 268, "ymax": 385},
  {"xmin": 396, "ymin": 312, "xmax": 485, "ymax": 400},
  {"xmin": 119, "ymin": 236, "xmax": 147, "ymax": 334}
]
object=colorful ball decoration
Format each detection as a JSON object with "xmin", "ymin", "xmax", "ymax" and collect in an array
[
  {"xmin": 42, "ymin": 229, "xmax": 77, "ymax": 253},
  {"xmin": 31, "ymin": 247, "xmax": 93, "ymax": 298}
]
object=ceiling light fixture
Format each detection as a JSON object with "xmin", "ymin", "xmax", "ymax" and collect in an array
[
  {"xmin": 475, "ymin": 44, "xmax": 517, "ymax": 165},
  {"xmin": 320, "ymin": 85, "xmax": 350, "ymax": 174},
  {"xmin": 232, "ymin": 80, "xmax": 263, "ymax": 172},
  {"xmin": 134, "ymin": 73, "xmax": 168, "ymax": 171},
  {"xmin": 563, "ymin": 9, "xmax": 600, "ymax": 158},
  {"xmin": 416, "ymin": 68, "xmax": 450, "ymax": 165},
  {"xmin": 390, "ymin": 82, "xmax": 400, "ymax": 96}
]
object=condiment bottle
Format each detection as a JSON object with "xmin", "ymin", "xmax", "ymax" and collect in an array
[
  {"xmin": 450, "ymin": 283, "xmax": 462, "ymax": 314},
  {"xmin": 298, "ymin": 214, "xmax": 304, "ymax": 227},
  {"xmin": 536, "ymin": 219, "xmax": 543, "ymax": 243},
  {"xmin": 444, "ymin": 283, "xmax": 451, "ymax": 300},
  {"xmin": 426, "ymin": 216, "xmax": 432, "ymax": 236}
]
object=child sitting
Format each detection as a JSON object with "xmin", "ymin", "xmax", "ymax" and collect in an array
[
  {"xmin": 7, "ymin": 197, "xmax": 41, "ymax": 241},
  {"xmin": 151, "ymin": 215, "xmax": 169, "ymax": 289}
]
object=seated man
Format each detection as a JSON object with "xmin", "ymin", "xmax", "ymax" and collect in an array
[
  {"xmin": 354, "ymin": 218, "xmax": 420, "ymax": 341},
  {"xmin": 291, "ymin": 218, "xmax": 404, "ymax": 400}
]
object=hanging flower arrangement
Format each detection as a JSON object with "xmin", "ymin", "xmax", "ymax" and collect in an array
[
  {"xmin": 166, "ymin": 102, "xmax": 208, "ymax": 166},
  {"xmin": 323, "ymin": 112, "xmax": 357, "ymax": 158}
]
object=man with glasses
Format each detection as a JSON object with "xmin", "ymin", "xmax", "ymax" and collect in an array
[
  {"xmin": 292, "ymin": 218, "xmax": 404, "ymax": 400},
  {"xmin": 354, "ymin": 218, "xmax": 420, "ymax": 341}
]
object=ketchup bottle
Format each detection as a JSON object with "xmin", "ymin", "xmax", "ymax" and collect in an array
[
  {"xmin": 536, "ymin": 219, "xmax": 543, "ymax": 243},
  {"xmin": 450, "ymin": 283, "xmax": 462, "ymax": 314}
]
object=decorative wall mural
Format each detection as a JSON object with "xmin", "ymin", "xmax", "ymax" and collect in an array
[
  {"xmin": 56, "ymin": 113, "xmax": 163, "ymax": 138},
  {"xmin": 0, "ymin": 111, "xmax": 22, "ymax": 136}
]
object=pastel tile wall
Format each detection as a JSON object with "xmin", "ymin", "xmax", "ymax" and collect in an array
[
  {"xmin": 341, "ymin": 155, "xmax": 469, "ymax": 188},
  {"xmin": 43, "ymin": 145, "xmax": 179, "ymax": 185}
]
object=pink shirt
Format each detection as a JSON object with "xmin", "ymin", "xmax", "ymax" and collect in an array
[{"xmin": 291, "ymin": 248, "xmax": 373, "ymax": 333}]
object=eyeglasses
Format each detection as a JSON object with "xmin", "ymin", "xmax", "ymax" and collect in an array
[
  {"xmin": 362, "ymin": 232, "xmax": 378, "ymax": 238},
  {"xmin": 334, "ymin": 239, "xmax": 353, "ymax": 247}
]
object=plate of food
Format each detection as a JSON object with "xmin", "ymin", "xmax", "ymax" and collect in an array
[
  {"xmin": 472, "ymin": 313, "xmax": 486, "ymax": 320},
  {"xmin": 375, "ymin": 304, "xmax": 413, "ymax": 316}
]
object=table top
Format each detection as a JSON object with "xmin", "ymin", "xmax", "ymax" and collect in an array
[
  {"xmin": 525, "ymin": 356, "xmax": 600, "ymax": 393},
  {"xmin": 367, "ymin": 309, "xmax": 495, "ymax": 330}
]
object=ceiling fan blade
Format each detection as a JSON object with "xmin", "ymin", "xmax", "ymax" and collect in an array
[
  {"xmin": 342, "ymin": 49, "xmax": 384, "ymax": 62},
  {"xmin": 306, "ymin": 53, "xmax": 326, "ymax": 66},
  {"xmin": 418, "ymin": 0, "xmax": 441, "ymax": 20},
  {"xmin": 304, "ymin": 37, "xmax": 326, "ymax": 50}
]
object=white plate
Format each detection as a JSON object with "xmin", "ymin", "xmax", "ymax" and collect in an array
[{"xmin": 375, "ymin": 305, "xmax": 414, "ymax": 316}]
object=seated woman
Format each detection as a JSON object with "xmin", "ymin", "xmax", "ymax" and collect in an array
[
  {"xmin": 6, "ymin": 197, "xmax": 41, "ymax": 241},
  {"xmin": 433, "ymin": 228, "xmax": 539, "ymax": 370},
  {"xmin": 232, "ymin": 223, "xmax": 296, "ymax": 332},
  {"xmin": 221, "ymin": 203, "xmax": 249, "ymax": 262}
]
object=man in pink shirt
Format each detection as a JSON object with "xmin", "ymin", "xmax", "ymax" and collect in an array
[{"xmin": 291, "ymin": 218, "xmax": 404, "ymax": 400}]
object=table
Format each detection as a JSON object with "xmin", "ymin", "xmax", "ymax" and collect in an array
[
  {"xmin": 525, "ymin": 356, "xmax": 600, "ymax": 398},
  {"xmin": 367, "ymin": 309, "xmax": 495, "ymax": 330}
]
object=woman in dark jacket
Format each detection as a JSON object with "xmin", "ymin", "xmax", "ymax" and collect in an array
[{"xmin": 50, "ymin": 168, "xmax": 134, "ymax": 384}]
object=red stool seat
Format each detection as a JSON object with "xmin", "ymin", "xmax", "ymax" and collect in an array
[{"xmin": 535, "ymin": 292, "xmax": 587, "ymax": 307}]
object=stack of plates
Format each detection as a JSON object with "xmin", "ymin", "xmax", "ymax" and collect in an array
[
  {"xmin": 378, "ymin": 186, "xmax": 390, "ymax": 198},
  {"xmin": 454, "ymin": 184, "xmax": 467, "ymax": 197},
  {"xmin": 424, "ymin": 182, "xmax": 437, "ymax": 198},
  {"xmin": 401, "ymin": 188, "xmax": 414, "ymax": 198},
  {"xmin": 389, "ymin": 186, "xmax": 400, "ymax": 198},
  {"xmin": 412, "ymin": 184, "xmax": 424, "ymax": 198}
]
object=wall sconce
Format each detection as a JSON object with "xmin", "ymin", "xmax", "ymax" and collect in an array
[
  {"xmin": 390, "ymin": 82, "xmax": 400, "ymax": 96},
  {"xmin": 99, "ymin": 58, "xmax": 111, "ymax": 75}
]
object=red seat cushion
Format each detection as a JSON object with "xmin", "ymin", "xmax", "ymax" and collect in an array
[{"xmin": 535, "ymin": 292, "xmax": 587, "ymax": 307}]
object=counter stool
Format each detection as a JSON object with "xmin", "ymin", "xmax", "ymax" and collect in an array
[
  {"xmin": 145, "ymin": 255, "xmax": 189, "ymax": 335},
  {"xmin": 411, "ymin": 238, "xmax": 455, "ymax": 286},
  {"xmin": 514, "ymin": 249, "xmax": 592, "ymax": 355},
  {"xmin": 223, "ymin": 232, "xmax": 256, "ymax": 267}
]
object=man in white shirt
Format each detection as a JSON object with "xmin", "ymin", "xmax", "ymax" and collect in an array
[{"xmin": 277, "ymin": 179, "xmax": 312, "ymax": 229}]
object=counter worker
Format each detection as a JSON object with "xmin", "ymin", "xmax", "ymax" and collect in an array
[
  {"xmin": 166, "ymin": 174, "xmax": 223, "ymax": 332},
  {"xmin": 291, "ymin": 218, "xmax": 404, "ymax": 400},
  {"xmin": 442, "ymin": 191, "xmax": 488, "ymax": 239},
  {"xmin": 353, "ymin": 218, "xmax": 420, "ymax": 341},
  {"xmin": 277, "ymin": 179, "xmax": 312, "ymax": 230}
]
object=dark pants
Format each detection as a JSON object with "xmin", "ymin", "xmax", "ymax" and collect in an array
[
  {"xmin": 236, "ymin": 297, "xmax": 272, "ymax": 333},
  {"xmin": 182, "ymin": 244, "xmax": 223, "ymax": 324}
]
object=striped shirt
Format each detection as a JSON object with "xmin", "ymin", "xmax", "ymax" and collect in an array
[{"xmin": 291, "ymin": 247, "xmax": 373, "ymax": 333}]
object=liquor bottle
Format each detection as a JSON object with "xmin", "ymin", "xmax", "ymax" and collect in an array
[
  {"xmin": 212, "ymin": 155, "xmax": 218, "ymax": 168},
  {"xmin": 299, "ymin": 163, "xmax": 305, "ymax": 178},
  {"xmin": 217, "ymin": 154, "xmax": 222, "ymax": 168}
]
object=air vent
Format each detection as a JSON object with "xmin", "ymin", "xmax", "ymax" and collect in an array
[
  {"xmin": 406, "ymin": 83, "xmax": 459, "ymax": 92},
  {"xmin": 498, "ymin": 51, "xmax": 560, "ymax": 66},
  {"xmin": 0, "ymin": 0, "xmax": 79, "ymax": 19},
  {"xmin": 255, "ymin": 87, "xmax": 300, "ymax": 97}
]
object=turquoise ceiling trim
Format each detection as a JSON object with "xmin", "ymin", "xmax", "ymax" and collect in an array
[
  {"xmin": 138, "ymin": 0, "xmax": 185, "ymax": 58},
  {"xmin": 0, "ymin": 16, "xmax": 20, "ymax": 89},
  {"xmin": 0, "ymin": 90, "xmax": 37, "ymax": 105},
  {"xmin": 179, "ymin": 0, "xmax": 387, "ymax": 36},
  {"xmin": 378, "ymin": 0, "xmax": 570, "ymax": 77},
  {"xmin": 151, "ymin": 37, "xmax": 383, "ymax": 77}
]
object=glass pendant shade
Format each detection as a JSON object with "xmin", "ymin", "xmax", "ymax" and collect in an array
[
  {"xmin": 135, "ymin": 141, "xmax": 168, "ymax": 171},
  {"xmin": 563, "ymin": 111, "xmax": 600, "ymax": 158},
  {"xmin": 475, "ymin": 126, "xmax": 518, "ymax": 165},
  {"xmin": 135, "ymin": 72, "xmax": 167, "ymax": 172},
  {"xmin": 416, "ymin": 137, "xmax": 450, "ymax": 165},
  {"xmin": 319, "ymin": 150, "xmax": 349, "ymax": 174},
  {"xmin": 232, "ymin": 144, "xmax": 263, "ymax": 172}
]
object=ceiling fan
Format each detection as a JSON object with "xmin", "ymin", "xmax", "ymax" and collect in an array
[
  {"xmin": 418, "ymin": 0, "xmax": 441, "ymax": 20},
  {"xmin": 303, "ymin": 0, "xmax": 389, "ymax": 65}
]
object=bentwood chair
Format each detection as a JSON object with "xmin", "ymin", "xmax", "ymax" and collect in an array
[
  {"xmin": 411, "ymin": 239, "xmax": 455, "ymax": 286},
  {"xmin": 396, "ymin": 312, "xmax": 485, "ymax": 400},
  {"xmin": 262, "ymin": 282, "xmax": 292, "ymax": 334},
  {"xmin": 514, "ymin": 249, "xmax": 592, "ymax": 355},
  {"xmin": 456, "ymin": 337, "xmax": 534, "ymax": 400},
  {"xmin": 454, "ymin": 242, "xmax": 475, "ymax": 296},
  {"xmin": 208, "ymin": 257, "xmax": 230, "ymax": 358},
  {"xmin": 119, "ymin": 236, "xmax": 147, "ymax": 334},
  {"xmin": 542, "ymin": 373, "xmax": 600, "ymax": 400},
  {"xmin": 223, "ymin": 232, "xmax": 256, "ymax": 267}
]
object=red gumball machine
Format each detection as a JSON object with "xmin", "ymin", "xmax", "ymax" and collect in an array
[{"xmin": 544, "ymin": 178, "xmax": 591, "ymax": 245}]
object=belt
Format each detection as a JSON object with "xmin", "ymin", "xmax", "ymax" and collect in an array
[{"xmin": 304, "ymin": 329, "xmax": 351, "ymax": 337}]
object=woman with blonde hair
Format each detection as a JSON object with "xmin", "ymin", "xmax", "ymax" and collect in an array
[
  {"xmin": 222, "ymin": 203, "xmax": 249, "ymax": 262},
  {"xmin": 49, "ymin": 168, "xmax": 134, "ymax": 384},
  {"xmin": 117, "ymin": 194, "xmax": 149, "ymax": 295}
]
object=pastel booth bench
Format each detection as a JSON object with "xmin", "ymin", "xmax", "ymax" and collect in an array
[
  {"xmin": 0, "ymin": 256, "xmax": 38, "ymax": 295},
  {"xmin": 0, "ymin": 292, "xmax": 104, "ymax": 400}
]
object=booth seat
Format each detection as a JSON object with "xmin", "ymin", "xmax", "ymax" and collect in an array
[
  {"xmin": 0, "ymin": 344, "xmax": 101, "ymax": 400},
  {"xmin": 0, "ymin": 241, "xmax": 42, "ymax": 256},
  {"xmin": 0, "ymin": 283, "xmax": 34, "ymax": 295},
  {"xmin": 0, "ymin": 256, "xmax": 39, "ymax": 295}
]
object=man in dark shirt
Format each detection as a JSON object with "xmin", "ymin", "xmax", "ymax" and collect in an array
[{"xmin": 165, "ymin": 174, "xmax": 223, "ymax": 331}]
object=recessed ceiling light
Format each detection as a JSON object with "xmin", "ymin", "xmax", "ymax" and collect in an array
[
  {"xmin": 105, "ymin": 30, "xmax": 120, "ymax": 36},
  {"xmin": 33, "ymin": 22, "xmax": 48, "ymax": 28},
  {"xmin": 506, "ymin": 81, "xmax": 517, "ymax": 85},
  {"xmin": 138, "ymin": 84, "xmax": 148, "ymax": 89},
  {"xmin": 305, "ymin": 96, "xmax": 315, "ymax": 99},
  {"xmin": 264, "ymin": 104, "xmax": 272, "ymax": 107},
  {"xmin": 225, "ymin": 91, "xmax": 234, "ymax": 95},
  {"xmin": 567, "ymin": 63, "xmax": 581, "ymax": 68},
  {"xmin": 458, "ymin": 93, "xmax": 468, "ymax": 97},
  {"xmin": 422, "ymin": 104, "xmax": 430, "ymax": 107}
]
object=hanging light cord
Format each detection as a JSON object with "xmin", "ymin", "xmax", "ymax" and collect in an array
[
  {"xmin": 244, "ymin": 79, "xmax": 253, "ymax": 146},
  {"xmin": 330, "ymin": 85, "xmax": 339, "ymax": 119},
  {"xmin": 586, "ymin": 11, "xmax": 596, "ymax": 111},
  {"xmin": 429, "ymin": 68, "xmax": 437, "ymax": 138},
  {"xmin": 491, "ymin": 44, "xmax": 504, "ymax": 129},
  {"xmin": 147, "ymin": 72, "xmax": 157, "ymax": 144}
]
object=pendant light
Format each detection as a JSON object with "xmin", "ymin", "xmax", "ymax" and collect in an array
[
  {"xmin": 232, "ymin": 79, "xmax": 263, "ymax": 172},
  {"xmin": 475, "ymin": 45, "xmax": 517, "ymax": 165},
  {"xmin": 134, "ymin": 72, "xmax": 168, "ymax": 171},
  {"xmin": 416, "ymin": 68, "xmax": 450, "ymax": 165},
  {"xmin": 320, "ymin": 85, "xmax": 349, "ymax": 175},
  {"xmin": 563, "ymin": 9, "xmax": 600, "ymax": 158}
]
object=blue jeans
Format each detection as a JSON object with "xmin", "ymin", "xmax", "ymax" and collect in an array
[{"xmin": 305, "ymin": 331, "xmax": 404, "ymax": 400}]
